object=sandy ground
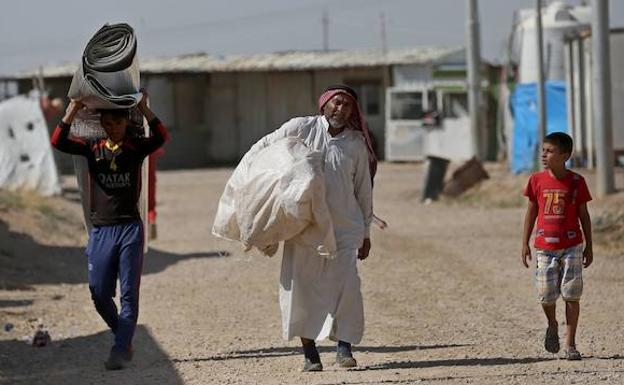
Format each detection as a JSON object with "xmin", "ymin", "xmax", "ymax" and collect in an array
[{"xmin": 1, "ymin": 162, "xmax": 624, "ymax": 385}]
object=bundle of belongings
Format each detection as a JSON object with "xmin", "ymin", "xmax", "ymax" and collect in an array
[
  {"xmin": 66, "ymin": 23, "xmax": 148, "ymax": 246},
  {"xmin": 0, "ymin": 91, "xmax": 61, "ymax": 196},
  {"xmin": 212, "ymin": 137, "xmax": 337, "ymax": 258},
  {"xmin": 68, "ymin": 23, "xmax": 142, "ymax": 109}
]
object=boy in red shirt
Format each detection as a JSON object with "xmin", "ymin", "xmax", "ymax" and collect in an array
[{"xmin": 522, "ymin": 132, "xmax": 593, "ymax": 361}]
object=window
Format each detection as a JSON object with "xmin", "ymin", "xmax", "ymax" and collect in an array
[
  {"xmin": 427, "ymin": 90, "xmax": 438, "ymax": 112},
  {"xmin": 347, "ymin": 82, "xmax": 381, "ymax": 117},
  {"xmin": 442, "ymin": 92, "xmax": 468, "ymax": 118},
  {"xmin": 389, "ymin": 91, "xmax": 424, "ymax": 120},
  {"xmin": 0, "ymin": 80, "xmax": 18, "ymax": 101}
]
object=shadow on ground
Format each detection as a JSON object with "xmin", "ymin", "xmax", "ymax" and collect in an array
[
  {"xmin": 0, "ymin": 300, "xmax": 34, "ymax": 308},
  {"xmin": 0, "ymin": 218, "xmax": 229, "ymax": 289},
  {"xmin": 352, "ymin": 356, "xmax": 555, "ymax": 371},
  {"xmin": 0, "ymin": 325, "xmax": 182, "ymax": 385},
  {"xmin": 59, "ymin": 187, "xmax": 82, "ymax": 204},
  {"xmin": 172, "ymin": 343, "xmax": 472, "ymax": 363}
]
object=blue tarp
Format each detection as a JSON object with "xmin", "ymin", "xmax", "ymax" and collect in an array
[{"xmin": 510, "ymin": 81, "xmax": 568, "ymax": 174}]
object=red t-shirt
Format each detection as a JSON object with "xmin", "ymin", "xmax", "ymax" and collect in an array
[{"xmin": 524, "ymin": 170, "xmax": 592, "ymax": 250}]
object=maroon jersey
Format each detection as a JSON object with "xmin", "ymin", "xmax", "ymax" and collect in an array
[{"xmin": 51, "ymin": 118, "xmax": 168, "ymax": 226}]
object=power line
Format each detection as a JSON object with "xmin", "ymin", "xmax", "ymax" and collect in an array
[
  {"xmin": 380, "ymin": 11, "xmax": 388, "ymax": 55},
  {"xmin": 322, "ymin": 9, "xmax": 329, "ymax": 51},
  {"xmin": 140, "ymin": 0, "xmax": 391, "ymax": 35}
]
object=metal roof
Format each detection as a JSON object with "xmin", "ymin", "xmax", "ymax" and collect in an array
[{"xmin": 14, "ymin": 46, "xmax": 464, "ymax": 79}]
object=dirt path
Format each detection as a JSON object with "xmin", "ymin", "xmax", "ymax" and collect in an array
[{"xmin": 2, "ymin": 163, "xmax": 624, "ymax": 385}]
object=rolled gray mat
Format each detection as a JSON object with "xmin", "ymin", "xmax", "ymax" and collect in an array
[{"xmin": 68, "ymin": 23, "xmax": 142, "ymax": 109}]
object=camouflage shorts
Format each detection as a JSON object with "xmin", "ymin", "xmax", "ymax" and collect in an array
[{"xmin": 535, "ymin": 245, "xmax": 583, "ymax": 304}]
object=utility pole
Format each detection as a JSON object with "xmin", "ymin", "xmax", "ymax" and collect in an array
[
  {"xmin": 591, "ymin": 0, "xmax": 615, "ymax": 196},
  {"xmin": 466, "ymin": 0, "xmax": 482, "ymax": 159},
  {"xmin": 380, "ymin": 11, "xmax": 388, "ymax": 55},
  {"xmin": 322, "ymin": 10, "xmax": 329, "ymax": 52},
  {"xmin": 536, "ymin": 0, "xmax": 547, "ymax": 170}
]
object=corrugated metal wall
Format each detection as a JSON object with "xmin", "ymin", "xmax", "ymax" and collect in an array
[{"xmin": 18, "ymin": 66, "xmax": 386, "ymax": 170}]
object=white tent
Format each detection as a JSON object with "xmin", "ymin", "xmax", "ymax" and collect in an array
[{"xmin": 0, "ymin": 92, "xmax": 61, "ymax": 196}]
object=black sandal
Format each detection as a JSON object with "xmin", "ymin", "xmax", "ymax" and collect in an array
[
  {"xmin": 544, "ymin": 326, "xmax": 560, "ymax": 353},
  {"xmin": 565, "ymin": 346, "xmax": 582, "ymax": 361}
]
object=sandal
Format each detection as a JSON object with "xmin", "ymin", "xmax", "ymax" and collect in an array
[
  {"xmin": 544, "ymin": 326, "xmax": 560, "ymax": 353},
  {"xmin": 565, "ymin": 347, "xmax": 582, "ymax": 361}
]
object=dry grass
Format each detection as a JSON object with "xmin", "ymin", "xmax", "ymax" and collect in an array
[
  {"xmin": 1, "ymin": 189, "xmax": 70, "ymax": 224},
  {"xmin": 0, "ymin": 189, "xmax": 27, "ymax": 211},
  {"xmin": 0, "ymin": 188, "xmax": 84, "ymax": 246},
  {"xmin": 440, "ymin": 162, "xmax": 527, "ymax": 208},
  {"xmin": 592, "ymin": 193, "xmax": 624, "ymax": 253}
]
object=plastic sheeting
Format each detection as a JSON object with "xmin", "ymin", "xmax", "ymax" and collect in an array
[
  {"xmin": 68, "ymin": 23, "xmax": 142, "ymax": 110},
  {"xmin": 510, "ymin": 81, "xmax": 568, "ymax": 174},
  {"xmin": 0, "ymin": 92, "xmax": 61, "ymax": 196},
  {"xmin": 212, "ymin": 137, "xmax": 337, "ymax": 258}
]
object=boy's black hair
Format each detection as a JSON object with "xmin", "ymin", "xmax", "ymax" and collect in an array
[
  {"xmin": 98, "ymin": 108, "xmax": 130, "ymax": 120},
  {"xmin": 544, "ymin": 132, "xmax": 573, "ymax": 155}
]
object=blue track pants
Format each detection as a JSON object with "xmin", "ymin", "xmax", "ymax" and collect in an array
[{"xmin": 86, "ymin": 220, "xmax": 144, "ymax": 352}]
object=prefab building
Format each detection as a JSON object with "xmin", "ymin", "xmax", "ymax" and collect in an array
[
  {"xmin": 564, "ymin": 28, "xmax": 624, "ymax": 167},
  {"xmin": 12, "ymin": 47, "xmax": 492, "ymax": 171}
]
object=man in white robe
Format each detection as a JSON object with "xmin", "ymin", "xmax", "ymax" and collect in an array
[{"xmin": 247, "ymin": 85, "xmax": 375, "ymax": 371}]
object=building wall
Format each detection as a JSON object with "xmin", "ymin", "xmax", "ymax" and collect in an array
[
  {"xmin": 567, "ymin": 31, "xmax": 624, "ymax": 168},
  {"xmin": 610, "ymin": 32, "xmax": 624, "ymax": 152},
  {"xmin": 205, "ymin": 71, "xmax": 315, "ymax": 164},
  {"xmin": 266, "ymin": 71, "xmax": 315, "ymax": 132},
  {"xmin": 0, "ymin": 80, "xmax": 19, "ymax": 101},
  {"xmin": 206, "ymin": 67, "xmax": 386, "ymax": 164},
  {"xmin": 16, "ymin": 66, "xmax": 388, "ymax": 170},
  {"xmin": 144, "ymin": 73, "xmax": 212, "ymax": 169},
  {"xmin": 206, "ymin": 73, "xmax": 238, "ymax": 163},
  {"xmin": 236, "ymin": 72, "xmax": 270, "ymax": 155}
]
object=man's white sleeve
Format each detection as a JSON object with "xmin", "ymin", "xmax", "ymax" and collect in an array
[{"xmin": 354, "ymin": 143, "xmax": 373, "ymax": 238}]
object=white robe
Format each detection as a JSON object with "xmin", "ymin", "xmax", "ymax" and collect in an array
[{"xmin": 248, "ymin": 115, "xmax": 373, "ymax": 344}]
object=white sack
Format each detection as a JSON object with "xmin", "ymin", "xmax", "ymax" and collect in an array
[
  {"xmin": 212, "ymin": 137, "xmax": 336, "ymax": 258},
  {"xmin": 0, "ymin": 92, "xmax": 61, "ymax": 196}
]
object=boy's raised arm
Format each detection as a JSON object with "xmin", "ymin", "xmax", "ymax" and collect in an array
[
  {"xmin": 51, "ymin": 100, "xmax": 89, "ymax": 155},
  {"xmin": 137, "ymin": 91, "xmax": 156, "ymax": 122},
  {"xmin": 134, "ymin": 91, "xmax": 169, "ymax": 155}
]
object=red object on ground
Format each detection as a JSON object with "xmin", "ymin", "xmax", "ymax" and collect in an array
[{"xmin": 148, "ymin": 147, "xmax": 164, "ymax": 224}]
